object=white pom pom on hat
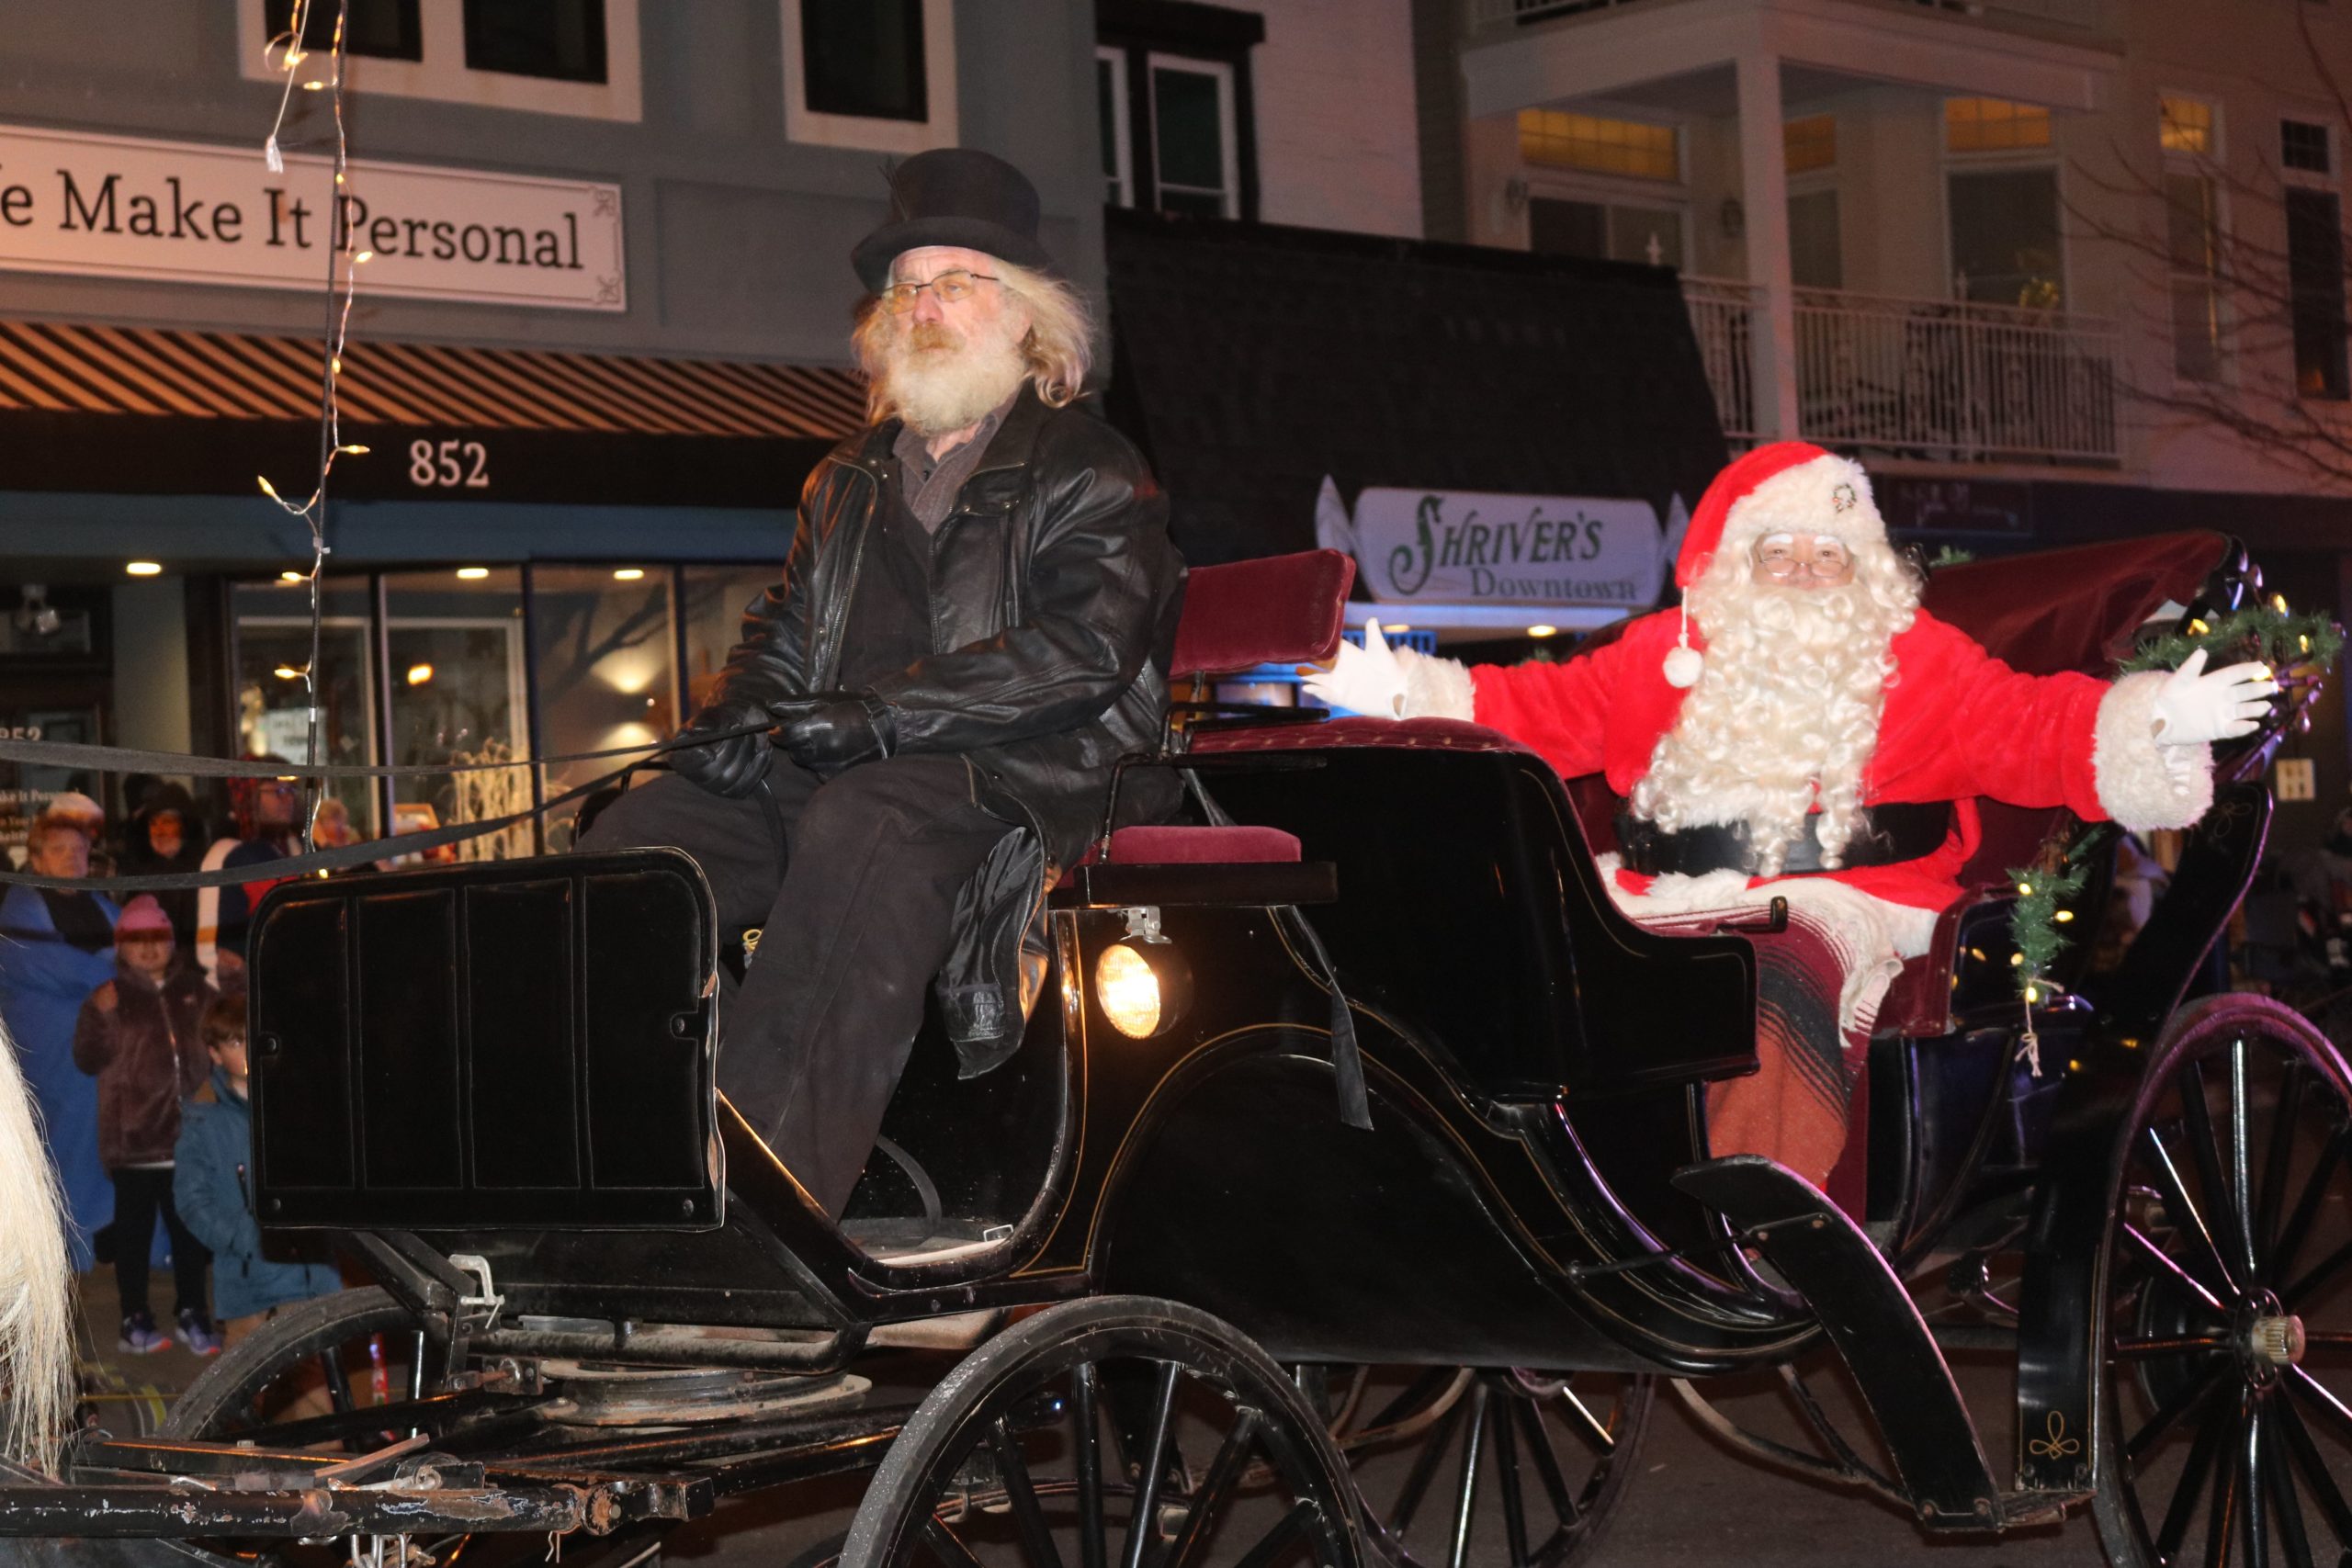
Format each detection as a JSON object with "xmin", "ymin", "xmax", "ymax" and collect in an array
[{"xmin": 1659, "ymin": 441, "xmax": 1889, "ymax": 686}]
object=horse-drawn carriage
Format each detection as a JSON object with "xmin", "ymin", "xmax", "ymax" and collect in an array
[{"xmin": 1, "ymin": 531, "xmax": 2340, "ymax": 1568}]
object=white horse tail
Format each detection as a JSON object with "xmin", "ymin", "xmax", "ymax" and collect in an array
[{"xmin": 0, "ymin": 1016, "xmax": 73, "ymax": 1472}]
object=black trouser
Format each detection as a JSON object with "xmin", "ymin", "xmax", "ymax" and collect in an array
[
  {"xmin": 580, "ymin": 751, "xmax": 1012, "ymax": 1219},
  {"xmin": 109, "ymin": 1166, "xmax": 210, "ymax": 1323}
]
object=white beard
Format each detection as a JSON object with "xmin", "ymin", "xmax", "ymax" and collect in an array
[
  {"xmin": 876, "ymin": 318, "xmax": 1029, "ymax": 437},
  {"xmin": 1631, "ymin": 579, "xmax": 1904, "ymax": 875}
]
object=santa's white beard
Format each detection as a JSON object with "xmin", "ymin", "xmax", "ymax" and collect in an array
[
  {"xmin": 876, "ymin": 318, "xmax": 1028, "ymax": 437},
  {"xmin": 1630, "ymin": 581, "xmax": 1899, "ymax": 874}
]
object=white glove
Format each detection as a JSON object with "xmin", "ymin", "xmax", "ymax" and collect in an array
[
  {"xmin": 2151, "ymin": 647, "xmax": 2278, "ymax": 745},
  {"xmin": 1301, "ymin": 616, "xmax": 1407, "ymax": 718}
]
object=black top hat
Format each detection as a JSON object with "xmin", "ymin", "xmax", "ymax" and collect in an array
[{"xmin": 851, "ymin": 149, "xmax": 1056, "ymax": 292}]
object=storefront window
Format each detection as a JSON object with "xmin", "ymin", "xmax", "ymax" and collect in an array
[
  {"xmin": 382, "ymin": 569, "xmax": 532, "ymax": 860},
  {"xmin": 232, "ymin": 578, "xmax": 380, "ymax": 840},
  {"xmin": 528, "ymin": 565, "xmax": 678, "ymax": 817},
  {"xmin": 680, "ymin": 565, "xmax": 782, "ymax": 715}
]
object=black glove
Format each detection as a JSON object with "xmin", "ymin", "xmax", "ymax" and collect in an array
[
  {"xmin": 772, "ymin": 693, "xmax": 896, "ymax": 773},
  {"xmin": 666, "ymin": 699, "xmax": 774, "ymax": 798}
]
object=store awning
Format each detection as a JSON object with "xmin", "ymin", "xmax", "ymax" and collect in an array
[
  {"xmin": 1102, "ymin": 210, "xmax": 1728, "ymax": 639},
  {"xmin": 0, "ymin": 319, "xmax": 865, "ymax": 507}
]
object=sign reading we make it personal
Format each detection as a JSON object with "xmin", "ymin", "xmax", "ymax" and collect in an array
[{"xmin": 0, "ymin": 123, "xmax": 625, "ymax": 310}]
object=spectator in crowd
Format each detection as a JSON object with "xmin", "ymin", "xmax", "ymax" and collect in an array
[
  {"xmin": 0, "ymin": 807, "xmax": 119, "ymax": 1268},
  {"xmin": 123, "ymin": 784, "xmax": 203, "ymax": 966},
  {"xmin": 72, "ymin": 896, "xmax": 219, "ymax": 1355},
  {"xmin": 41, "ymin": 794, "xmax": 109, "ymax": 874},
  {"xmin": 175, "ymin": 993, "xmax": 338, "ymax": 1388},
  {"xmin": 196, "ymin": 767, "xmax": 301, "ymax": 990}
]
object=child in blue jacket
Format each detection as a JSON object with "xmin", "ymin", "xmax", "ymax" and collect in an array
[{"xmin": 173, "ymin": 994, "xmax": 339, "ymax": 1350}]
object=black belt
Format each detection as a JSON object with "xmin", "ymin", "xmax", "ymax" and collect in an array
[{"xmin": 1616, "ymin": 802, "xmax": 1953, "ymax": 877}]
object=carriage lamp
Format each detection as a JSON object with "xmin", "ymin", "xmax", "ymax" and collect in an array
[{"xmin": 1096, "ymin": 910, "xmax": 1193, "ymax": 1039}]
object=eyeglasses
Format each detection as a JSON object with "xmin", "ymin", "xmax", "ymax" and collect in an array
[
  {"xmin": 1753, "ymin": 537, "xmax": 1854, "ymax": 579},
  {"xmin": 877, "ymin": 270, "xmax": 1000, "ymax": 314}
]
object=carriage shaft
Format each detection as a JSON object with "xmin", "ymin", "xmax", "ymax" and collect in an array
[{"xmin": 0, "ymin": 1481, "xmax": 590, "ymax": 1538}]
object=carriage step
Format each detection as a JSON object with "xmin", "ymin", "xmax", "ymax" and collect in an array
[{"xmin": 1672, "ymin": 1156, "xmax": 2007, "ymax": 1532}]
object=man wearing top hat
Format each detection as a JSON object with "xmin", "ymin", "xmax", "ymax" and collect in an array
[{"xmin": 582, "ymin": 150, "xmax": 1183, "ymax": 1221}]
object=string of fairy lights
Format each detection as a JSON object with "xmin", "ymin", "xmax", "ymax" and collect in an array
[{"xmin": 254, "ymin": 0, "xmax": 372, "ymax": 853}]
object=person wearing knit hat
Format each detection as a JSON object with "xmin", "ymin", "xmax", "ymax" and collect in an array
[
  {"xmin": 72, "ymin": 894, "xmax": 220, "ymax": 1355},
  {"xmin": 1306, "ymin": 442, "xmax": 2272, "ymax": 1186}
]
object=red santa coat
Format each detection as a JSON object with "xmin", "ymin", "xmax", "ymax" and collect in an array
[{"xmin": 1464, "ymin": 605, "xmax": 2199, "ymax": 917}]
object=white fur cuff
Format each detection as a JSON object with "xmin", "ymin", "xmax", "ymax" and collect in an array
[
  {"xmin": 2094, "ymin": 671, "xmax": 2215, "ymax": 831},
  {"xmin": 1396, "ymin": 648, "xmax": 1477, "ymax": 721}
]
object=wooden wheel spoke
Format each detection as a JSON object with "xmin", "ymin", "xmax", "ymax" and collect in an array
[
  {"xmin": 2231, "ymin": 1041, "xmax": 2263, "ymax": 1290},
  {"xmin": 2288, "ymin": 1368, "xmax": 2352, "ymax": 1445},
  {"xmin": 2202, "ymin": 1393, "xmax": 2248, "ymax": 1568},
  {"xmin": 2116, "ymin": 1336, "xmax": 2232, "ymax": 1361},
  {"xmin": 1227, "ymin": 1500, "xmax": 1312, "ymax": 1568},
  {"xmin": 2256, "ymin": 1061, "xmax": 2309, "ymax": 1274},
  {"xmin": 2126, "ymin": 1220, "xmax": 2234, "ymax": 1318},
  {"xmin": 2173, "ymin": 1065, "xmax": 2255, "ymax": 1295},
  {"xmin": 1387, "ymin": 1391, "xmax": 1468, "ymax": 1539},
  {"xmin": 2245, "ymin": 1401, "xmax": 2273, "ymax": 1568},
  {"xmin": 1555, "ymin": 1384, "xmax": 1618, "ymax": 1456},
  {"xmin": 2270, "ymin": 1124, "xmax": 2348, "ymax": 1287},
  {"xmin": 1486, "ymin": 1382, "xmax": 1532, "ymax": 1568},
  {"xmin": 2261, "ymin": 1407, "xmax": 2317, "ymax": 1568},
  {"xmin": 924, "ymin": 1518, "xmax": 990, "ymax": 1568},
  {"xmin": 1362, "ymin": 1367, "xmax": 1462, "ymax": 1436},
  {"xmin": 2274, "ymin": 1393, "xmax": 2352, "ymax": 1547},
  {"xmin": 1072, "ymin": 1363, "xmax": 1108, "ymax": 1568},
  {"xmin": 2157, "ymin": 1400, "xmax": 2232, "ymax": 1562},
  {"xmin": 1446, "ymin": 1379, "xmax": 1490, "ymax": 1568},
  {"xmin": 2143, "ymin": 1127, "xmax": 2246, "ymax": 1303},
  {"xmin": 2300, "ymin": 1334, "xmax": 2352, "ymax": 1351},
  {"xmin": 2129, "ymin": 1364, "xmax": 2227, "ymax": 1462},
  {"xmin": 2284, "ymin": 1239, "xmax": 2352, "ymax": 1313},
  {"xmin": 1509, "ymin": 1389, "xmax": 1581, "ymax": 1526},
  {"xmin": 1120, "ymin": 1363, "xmax": 1184, "ymax": 1568},
  {"xmin": 988, "ymin": 1418, "xmax": 1065, "ymax": 1568},
  {"xmin": 1162, "ymin": 1409, "xmax": 1261, "ymax": 1568}
]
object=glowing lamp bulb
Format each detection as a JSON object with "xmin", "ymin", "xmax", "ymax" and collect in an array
[
  {"xmin": 456, "ymin": 566, "xmax": 490, "ymax": 581},
  {"xmin": 1094, "ymin": 938, "xmax": 1193, "ymax": 1039},
  {"xmin": 2054, "ymin": 909, "xmax": 2075, "ymax": 923},
  {"xmin": 406, "ymin": 663, "xmax": 434, "ymax": 686},
  {"xmin": 2017, "ymin": 881, "xmax": 2034, "ymax": 896},
  {"xmin": 1526, "ymin": 625, "xmax": 1559, "ymax": 639},
  {"xmin": 280, "ymin": 570, "xmax": 303, "ymax": 583},
  {"xmin": 613, "ymin": 568, "xmax": 646, "ymax": 581},
  {"xmin": 273, "ymin": 665, "xmax": 301, "ymax": 681},
  {"xmin": 2010, "ymin": 953, "xmax": 2025, "ymax": 967},
  {"xmin": 2025, "ymin": 985, "xmax": 2041, "ymax": 1004},
  {"xmin": 125, "ymin": 561, "xmax": 162, "ymax": 577}
]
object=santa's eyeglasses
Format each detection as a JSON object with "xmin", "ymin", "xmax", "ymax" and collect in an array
[
  {"xmin": 877, "ymin": 270, "xmax": 1001, "ymax": 313},
  {"xmin": 1752, "ymin": 534, "xmax": 1854, "ymax": 579}
]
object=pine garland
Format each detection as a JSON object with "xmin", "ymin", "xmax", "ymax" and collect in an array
[
  {"xmin": 2116, "ymin": 604, "xmax": 2343, "ymax": 676},
  {"xmin": 2006, "ymin": 853, "xmax": 2091, "ymax": 1001}
]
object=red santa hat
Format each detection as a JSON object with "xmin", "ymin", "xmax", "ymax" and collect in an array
[{"xmin": 1660, "ymin": 441, "xmax": 1890, "ymax": 687}]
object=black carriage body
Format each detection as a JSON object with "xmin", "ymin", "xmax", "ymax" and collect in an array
[{"xmin": 243, "ymin": 736, "xmax": 1816, "ymax": 1377}]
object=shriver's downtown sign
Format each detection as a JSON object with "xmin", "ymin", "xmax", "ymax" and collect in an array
[
  {"xmin": 1318, "ymin": 478, "xmax": 1679, "ymax": 609},
  {"xmin": 0, "ymin": 123, "xmax": 624, "ymax": 311}
]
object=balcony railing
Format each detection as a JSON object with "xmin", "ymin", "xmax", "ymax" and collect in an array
[
  {"xmin": 1470, "ymin": 0, "xmax": 2100, "ymax": 33},
  {"xmin": 1681, "ymin": 277, "xmax": 2120, "ymax": 465}
]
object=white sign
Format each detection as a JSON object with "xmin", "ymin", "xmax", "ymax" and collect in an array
[
  {"xmin": 0, "ymin": 123, "xmax": 624, "ymax": 311},
  {"xmin": 1317, "ymin": 479, "xmax": 1668, "ymax": 608}
]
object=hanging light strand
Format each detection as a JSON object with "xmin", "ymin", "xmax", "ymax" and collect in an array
[{"xmin": 254, "ymin": 0, "xmax": 362, "ymax": 854}]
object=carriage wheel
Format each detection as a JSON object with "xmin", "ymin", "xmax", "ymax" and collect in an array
[
  {"xmin": 1309, "ymin": 1367, "xmax": 1654, "ymax": 1568},
  {"xmin": 161, "ymin": 1285, "xmax": 427, "ymax": 1440},
  {"xmin": 2090, "ymin": 995, "xmax": 2352, "ymax": 1568},
  {"xmin": 840, "ymin": 1296, "xmax": 1360, "ymax": 1568}
]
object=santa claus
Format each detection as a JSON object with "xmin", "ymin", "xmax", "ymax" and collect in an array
[{"xmin": 1306, "ymin": 441, "xmax": 2275, "ymax": 1183}]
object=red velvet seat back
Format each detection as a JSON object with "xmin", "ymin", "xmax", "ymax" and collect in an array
[
  {"xmin": 1920, "ymin": 531, "xmax": 2228, "ymax": 677},
  {"xmin": 1171, "ymin": 550, "xmax": 1357, "ymax": 679}
]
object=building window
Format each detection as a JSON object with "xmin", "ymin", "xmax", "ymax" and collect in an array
[
  {"xmin": 461, "ymin": 0, "xmax": 606, "ymax": 84},
  {"xmin": 797, "ymin": 0, "xmax": 926, "ymax": 121},
  {"xmin": 781, "ymin": 0, "xmax": 956, "ymax": 153},
  {"xmin": 1097, "ymin": 5, "xmax": 1262, "ymax": 220},
  {"xmin": 1518, "ymin": 110, "xmax": 1679, "ymax": 181},
  {"xmin": 1097, "ymin": 49, "xmax": 1133, "ymax": 206},
  {"xmin": 2159, "ymin": 96, "xmax": 2213, "ymax": 155},
  {"xmin": 2284, "ymin": 118, "xmax": 2333, "ymax": 175},
  {"xmin": 2167, "ymin": 174, "xmax": 2224, "ymax": 381},
  {"xmin": 264, "ymin": 0, "xmax": 421, "ymax": 61},
  {"xmin": 242, "ymin": 0, "xmax": 640, "ymax": 120},
  {"xmin": 2287, "ymin": 186, "xmax": 2349, "ymax": 399},
  {"xmin": 1948, "ymin": 167, "xmax": 2063, "ymax": 308},
  {"xmin": 1528, "ymin": 196, "xmax": 1684, "ymax": 269},
  {"xmin": 1784, "ymin": 115, "xmax": 1837, "ymax": 175},
  {"xmin": 1944, "ymin": 97, "xmax": 2052, "ymax": 153}
]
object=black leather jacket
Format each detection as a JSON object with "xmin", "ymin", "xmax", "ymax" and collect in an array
[{"xmin": 712, "ymin": 389, "xmax": 1185, "ymax": 1073}]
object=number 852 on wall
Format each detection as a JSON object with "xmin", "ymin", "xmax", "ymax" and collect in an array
[{"xmin": 408, "ymin": 436, "xmax": 491, "ymax": 490}]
